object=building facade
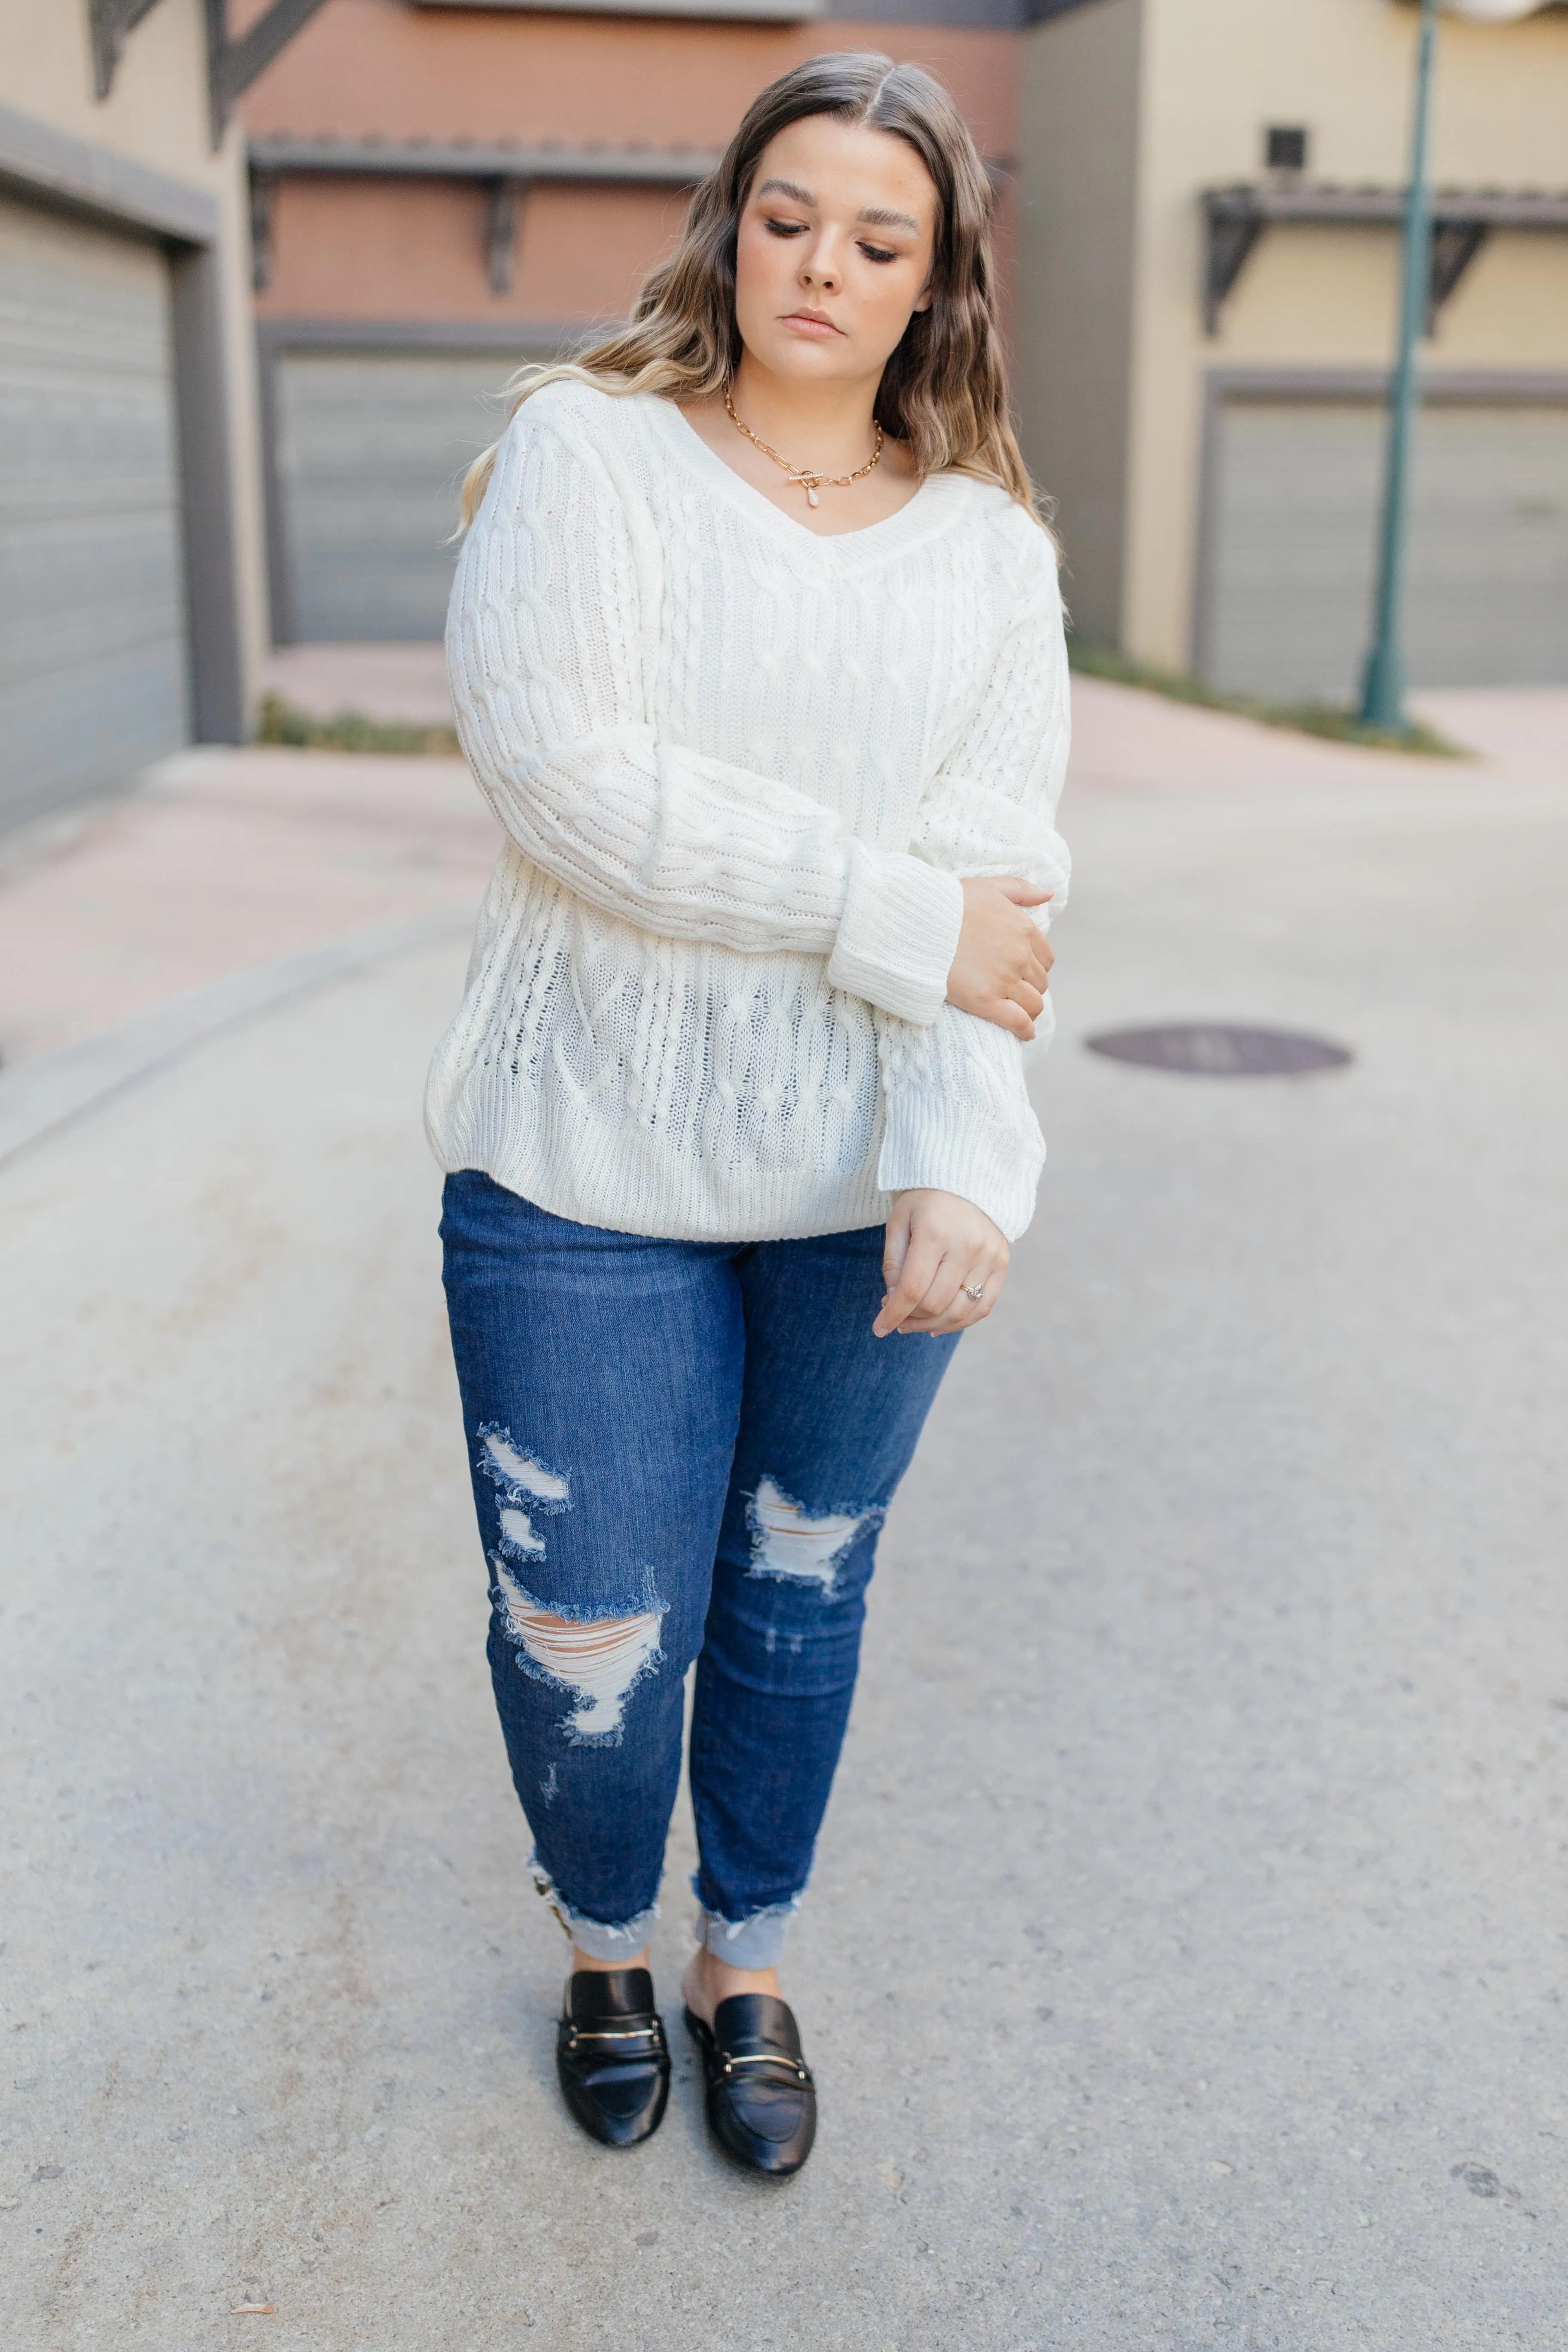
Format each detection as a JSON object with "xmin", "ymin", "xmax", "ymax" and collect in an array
[
  {"xmin": 0, "ymin": 0, "xmax": 281, "ymax": 826},
  {"xmin": 239, "ymin": 0, "xmax": 1023, "ymax": 642},
  {"xmin": 1017, "ymin": 0, "xmax": 1568, "ymax": 696},
  {"xmin": 3, "ymin": 0, "xmax": 1562, "ymax": 834}
]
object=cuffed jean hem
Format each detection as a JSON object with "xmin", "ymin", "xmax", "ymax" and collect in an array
[
  {"xmin": 692, "ymin": 1897, "xmax": 801, "ymax": 1971},
  {"xmin": 530, "ymin": 1854, "xmax": 659, "ymax": 1961}
]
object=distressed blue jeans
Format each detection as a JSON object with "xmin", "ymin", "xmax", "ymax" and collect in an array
[{"xmin": 440, "ymin": 1172, "xmax": 958, "ymax": 1968}]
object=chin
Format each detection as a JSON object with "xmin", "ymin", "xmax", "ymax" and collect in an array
[{"xmin": 748, "ymin": 331, "xmax": 862, "ymax": 380}]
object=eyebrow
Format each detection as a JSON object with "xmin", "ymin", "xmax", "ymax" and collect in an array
[{"xmin": 755, "ymin": 177, "xmax": 922, "ymax": 237}]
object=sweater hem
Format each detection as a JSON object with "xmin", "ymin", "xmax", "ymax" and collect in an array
[{"xmin": 429, "ymin": 1122, "xmax": 893, "ymax": 1245}]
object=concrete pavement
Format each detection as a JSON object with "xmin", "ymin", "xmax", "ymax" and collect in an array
[
  {"xmin": 2, "ymin": 690, "xmax": 1566, "ymax": 2348},
  {"xmin": 0, "ymin": 747, "xmax": 494, "ymax": 1070}
]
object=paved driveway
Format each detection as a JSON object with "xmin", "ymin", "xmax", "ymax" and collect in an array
[{"xmin": 2, "ymin": 689, "xmax": 1565, "ymax": 2347}]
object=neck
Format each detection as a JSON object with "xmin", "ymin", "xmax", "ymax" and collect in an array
[{"xmin": 729, "ymin": 354, "xmax": 881, "ymax": 472}]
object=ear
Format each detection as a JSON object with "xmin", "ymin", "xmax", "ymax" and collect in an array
[{"xmin": 911, "ymin": 286, "xmax": 934, "ymax": 315}]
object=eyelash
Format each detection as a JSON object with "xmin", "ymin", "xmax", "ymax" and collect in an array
[{"xmin": 761, "ymin": 216, "xmax": 899, "ymax": 266}]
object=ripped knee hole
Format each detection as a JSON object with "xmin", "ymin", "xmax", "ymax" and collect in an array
[
  {"xmin": 747, "ymin": 1476, "xmax": 877, "ymax": 1593},
  {"xmin": 493, "ymin": 1572, "xmax": 662, "ymax": 1738},
  {"xmin": 508, "ymin": 1607, "xmax": 649, "ymax": 1663}
]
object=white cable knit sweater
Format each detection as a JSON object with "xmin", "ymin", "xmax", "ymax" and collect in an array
[{"xmin": 425, "ymin": 379, "xmax": 1071, "ymax": 1243}]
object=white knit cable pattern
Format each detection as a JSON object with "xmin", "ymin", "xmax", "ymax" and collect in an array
[{"xmin": 425, "ymin": 380, "xmax": 1071, "ymax": 1243}]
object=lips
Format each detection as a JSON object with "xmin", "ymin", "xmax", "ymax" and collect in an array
[{"xmin": 780, "ymin": 310, "xmax": 843, "ymax": 338}]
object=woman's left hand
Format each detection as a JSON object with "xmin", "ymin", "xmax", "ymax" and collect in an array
[{"xmin": 874, "ymin": 1190, "xmax": 1010, "ymax": 1337}]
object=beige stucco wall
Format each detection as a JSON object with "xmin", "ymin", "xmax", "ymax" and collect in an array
[
  {"xmin": 5, "ymin": 0, "xmax": 268, "ymax": 703},
  {"xmin": 1015, "ymin": 0, "xmax": 1142, "ymax": 643},
  {"xmin": 1121, "ymin": 0, "xmax": 1568, "ymax": 667}
]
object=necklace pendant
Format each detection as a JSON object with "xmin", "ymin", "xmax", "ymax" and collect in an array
[{"xmin": 805, "ymin": 485, "xmax": 819, "ymax": 509}]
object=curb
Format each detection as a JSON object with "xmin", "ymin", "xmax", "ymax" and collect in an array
[{"xmin": 0, "ymin": 903, "xmax": 477, "ymax": 1170}]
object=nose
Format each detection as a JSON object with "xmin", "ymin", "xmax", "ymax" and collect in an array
[{"xmin": 800, "ymin": 243, "xmax": 839, "ymax": 293}]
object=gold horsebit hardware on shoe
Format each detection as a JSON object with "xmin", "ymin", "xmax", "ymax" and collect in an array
[
  {"xmin": 564, "ymin": 2026, "xmax": 665, "ymax": 2046},
  {"xmin": 718, "ymin": 2052, "xmax": 813, "ymax": 2084}
]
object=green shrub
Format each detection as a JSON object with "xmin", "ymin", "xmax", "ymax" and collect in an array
[
  {"xmin": 1066, "ymin": 642, "xmax": 1464, "ymax": 758},
  {"xmin": 255, "ymin": 693, "xmax": 461, "ymax": 758}
]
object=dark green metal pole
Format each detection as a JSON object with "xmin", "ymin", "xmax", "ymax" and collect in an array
[{"xmin": 1359, "ymin": 0, "xmax": 1439, "ymax": 731}]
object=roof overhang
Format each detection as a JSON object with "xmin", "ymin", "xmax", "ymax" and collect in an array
[
  {"xmin": 245, "ymin": 138, "xmax": 721, "ymax": 296},
  {"xmin": 1201, "ymin": 180, "xmax": 1568, "ymax": 334}
]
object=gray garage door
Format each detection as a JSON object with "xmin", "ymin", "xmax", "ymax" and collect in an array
[
  {"xmin": 0, "ymin": 195, "xmax": 189, "ymax": 829},
  {"xmin": 1206, "ymin": 393, "xmax": 1568, "ymax": 700},
  {"xmin": 273, "ymin": 350, "xmax": 531, "ymax": 642}
]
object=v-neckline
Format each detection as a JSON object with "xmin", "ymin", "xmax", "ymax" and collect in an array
[{"xmin": 646, "ymin": 396, "xmax": 958, "ymax": 558}]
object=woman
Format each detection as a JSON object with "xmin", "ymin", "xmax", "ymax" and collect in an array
[{"xmin": 429, "ymin": 52, "xmax": 1070, "ymax": 2178}]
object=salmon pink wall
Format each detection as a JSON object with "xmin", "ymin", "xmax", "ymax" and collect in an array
[
  {"xmin": 240, "ymin": 0, "xmax": 1019, "ymax": 162},
  {"xmin": 259, "ymin": 176, "xmax": 692, "ymax": 320}
]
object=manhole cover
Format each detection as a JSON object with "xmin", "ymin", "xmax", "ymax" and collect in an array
[{"xmin": 1085, "ymin": 1022, "xmax": 1352, "ymax": 1076}]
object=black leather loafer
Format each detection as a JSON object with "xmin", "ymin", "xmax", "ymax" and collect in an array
[
  {"xmin": 685, "ymin": 1993, "xmax": 816, "ymax": 2177},
  {"xmin": 556, "ymin": 1967, "xmax": 670, "ymax": 2148}
]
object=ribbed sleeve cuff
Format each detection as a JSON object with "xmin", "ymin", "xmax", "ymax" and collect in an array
[
  {"xmin": 876, "ymin": 1098, "xmax": 1046, "ymax": 1244},
  {"xmin": 825, "ymin": 844, "xmax": 964, "ymax": 1025}
]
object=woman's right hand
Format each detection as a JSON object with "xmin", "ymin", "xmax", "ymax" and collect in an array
[{"xmin": 945, "ymin": 876, "xmax": 1055, "ymax": 1040}]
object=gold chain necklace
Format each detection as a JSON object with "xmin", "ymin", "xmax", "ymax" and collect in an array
[{"xmin": 723, "ymin": 383, "xmax": 883, "ymax": 510}]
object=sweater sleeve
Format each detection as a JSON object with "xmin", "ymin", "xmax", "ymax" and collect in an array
[
  {"xmin": 874, "ymin": 543, "xmax": 1072, "ymax": 1240},
  {"xmin": 446, "ymin": 400, "xmax": 963, "ymax": 1026}
]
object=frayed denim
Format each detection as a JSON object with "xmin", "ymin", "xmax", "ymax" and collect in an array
[{"xmin": 440, "ymin": 1173, "xmax": 957, "ymax": 1963}]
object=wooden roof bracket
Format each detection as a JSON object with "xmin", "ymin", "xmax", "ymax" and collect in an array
[
  {"xmin": 204, "ymin": 0, "xmax": 335, "ymax": 147},
  {"xmin": 1204, "ymin": 201, "xmax": 1265, "ymax": 336},
  {"xmin": 87, "ymin": 0, "xmax": 166, "ymax": 101},
  {"xmin": 484, "ymin": 176, "xmax": 529, "ymax": 296},
  {"xmin": 1426, "ymin": 219, "xmax": 1490, "ymax": 332}
]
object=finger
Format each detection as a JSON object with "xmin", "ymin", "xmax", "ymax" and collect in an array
[
  {"xmin": 983, "ymin": 996, "xmax": 1035, "ymax": 1041},
  {"xmin": 901, "ymin": 1233, "xmax": 1008, "ymax": 1333},
  {"xmin": 883, "ymin": 1225, "xmax": 972, "ymax": 1333},
  {"xmin": 1010, "ymin": 980, "xmax": 1045, "ymax": 1021},
  {"xmin": 913, "ymin": 1293, "xmax": 983, "ymax": 1334},
  {"xmin": 899, "ymin": 1249, "xmax": 969, "ymax": 1332},
  {"xmin": 874, "ymin": 1229, "xmax": 947, "ymax": 1337},
  {"xmin": 993, "ymin": 877, "xmax": 1054, "ymax": 907},
  {"xmin": 908, "ymin": 1270, "xmax": 992, "ymax": 1336},
  {"xmin": 881, "ymin": 1197, "xmax": 914, "ymax": 1296},
  {"xmin": 902, "ymin": 1298, "xmax": 979, "ymax": 1336}
]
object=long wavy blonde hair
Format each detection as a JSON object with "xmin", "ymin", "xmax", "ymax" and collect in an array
[{"xmin": 460, "ymin": 51, "xmax": 1041, "ymax": 529}]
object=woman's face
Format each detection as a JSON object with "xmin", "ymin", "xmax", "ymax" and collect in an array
[{"xmin": 732, "ymin": 115, "xmax": 938, "ymax": 390}]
